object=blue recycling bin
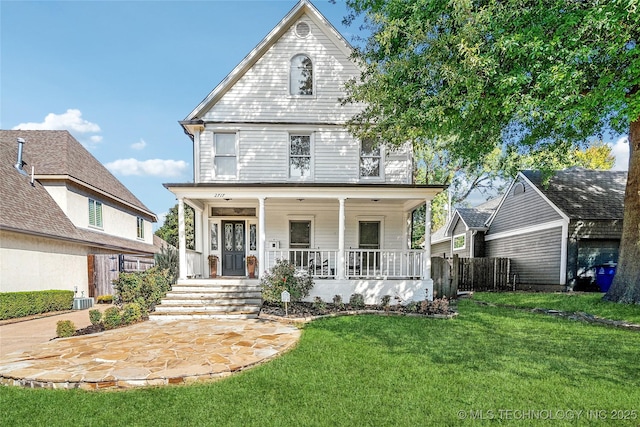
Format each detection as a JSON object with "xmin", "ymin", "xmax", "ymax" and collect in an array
[{"xmin": 595, "ymin": 264, "xmax": 617, "ymax": 292}]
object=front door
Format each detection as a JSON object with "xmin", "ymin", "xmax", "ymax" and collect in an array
[{"xmin": 222, "ymin": 221, "xmax": 245, "ymax": 276}]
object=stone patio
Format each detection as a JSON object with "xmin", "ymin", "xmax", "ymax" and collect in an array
[{"xmin": 0, "ymin": 318, "xmax": 300, "ymax": 390}]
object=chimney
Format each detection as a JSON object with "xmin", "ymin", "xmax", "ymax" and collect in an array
[{"xmin": 15, "ymin": 137, "xmax": 27, "ymax": 175}]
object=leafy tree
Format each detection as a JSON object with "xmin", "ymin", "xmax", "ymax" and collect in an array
[
  {"xmin": 154, "ymin": 203, "xmax": 195, "ymax": 250},
  {"xmin": 342, "ymin": 0, "xmax": 639, "ymax": 302}
]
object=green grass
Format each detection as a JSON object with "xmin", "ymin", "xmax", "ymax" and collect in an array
[
  {"xmin": 473, "ymin": 292, "xmax": 640, "ymax": 324},
  {"xmin": 1, "ymin": 301, "xmax": 639, "ymax": 426}
]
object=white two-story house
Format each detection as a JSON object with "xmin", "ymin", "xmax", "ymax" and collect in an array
[{"xmin": 164, "ymin": 0, "xmax": 443, "ymax": 305}]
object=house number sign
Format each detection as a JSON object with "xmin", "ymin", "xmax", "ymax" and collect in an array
[
  {"xmin": 213, "ymin": 193, "xmax": 226, "ymax": 198},
  {"xmin": 281, "ymin": 290, "xmax": 290, "ymax": 316}
]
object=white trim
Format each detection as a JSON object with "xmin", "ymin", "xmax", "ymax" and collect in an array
[
  {"xmin": 287, "ymin": 215, "xmax": 315, "ymax": 248},
  {"xmin": 356, "ymin": 215, "xmax": 385, "ymax": 250},
  {"xmin": 288, "ymin": 132, "xmax": 314, "ymax": 180},
  {"xmin": 484, "ymin": 219, "xmax": 566, "ymax": 241},
  {"xmin": 212, "ymin": 131, "xmax": 239, "ymax": 179},
  {"xmin": 517, "ymin": 172, "xmax": 570, "ymax": 221},
  {"xmin": 453, "ymin": 233, "xmax": 466, "ymax": 251},
  {"xmin": 193, "ymin": 129, "xmax": 201, "ymax": 184},
  {"xmin": 560, "ymin": 222, "xmax": 568, "ymax": 285},
  {"xmin": 358, "ymin": 140, "xmax": 385, "ymax": 181}
]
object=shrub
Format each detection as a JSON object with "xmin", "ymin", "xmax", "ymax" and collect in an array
[
  {"xmin": 113, "ymin": 267, "xmax": 171, "ymax": 313},
  {"xmin": 97, "ymin": 295, "xmax": 113, "ymax": 304},
  {"xmin": 332, "ymin": 295, "xmax": 345, "ymax": 310},
  {"xmin": 56, "ymin": 320, "xmax": 76, "ymax": 338},
  {"xmin": 154, "ymin": 244, "xmax": 178, "ymax": 284},
  {"xmin": 103, "ymin": 306, "xmax": 122, "ymax": 330},
  {"xmin": 349, "ymin": 293, "xmax": 365, "ymax": 309},
  {"xmin": 405, "ymin": 301, "xmax": 419, "ymax": 313},
  {"xmin": 313, "ymin": 296, "xmax": 326, "ymax": 311},
  {"xmin": 0, "ymin": 290, "xmax": 73, "ymax": 320},
  {"xmin": 381, "ymin": 295, "xmax": 391, "ymax": 308},
  {"xmin": 419, "ymin": 298, "xmax": 450, "ymax": 315},
  {"xmin": 121, "ymin": 302, "xmax": 142, "ymax": 325},
  {"xmin": 260, "ymin": 259, "xmax": 314, "ymax": 303},
  {"xmin": 89, "ymin": 309, "xmax": 102, "ymax": 325}
]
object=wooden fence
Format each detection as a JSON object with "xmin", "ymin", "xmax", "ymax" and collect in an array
[
  {"xmin": 432, "ymin": 255, "xmax": 512, "ymax": 296},
  {"xmin": 88, "ymin": 254, "xmax": 155, "ymax": 297}
]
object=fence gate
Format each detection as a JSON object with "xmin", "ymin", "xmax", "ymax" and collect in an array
[
  {"xmin": 452, "ymin": 255, "xmax": 511, "ymax": 292},
  {"xmin": 88, "ymin": 254, "xmax": 155, "ymax": 297}
]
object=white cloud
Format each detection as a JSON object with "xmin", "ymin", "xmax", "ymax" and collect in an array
[
  {"xmin": 12, "ymin": 109, "xmax": 101, "ymax": 133},
  {"xmin": 131, "ymin": 139, "xmax": 147, "ymax": 150},
  {"xmin": 90, "ymin": 135, "xmax": 103, "ymax": 143},
  {"xmin": 609, "ymin": 136, "xmax": 629, "ymax": 171},
  {"xmin": 105, "ymin": 158, "xmax": 188, "ymax": 177}
]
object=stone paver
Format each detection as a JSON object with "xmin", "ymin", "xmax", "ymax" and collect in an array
[{"xmin": 0, "ymin": 318, "xmax": 300, "ymax": 390}]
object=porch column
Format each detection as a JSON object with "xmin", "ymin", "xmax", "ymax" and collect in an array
[
  {"xmin": 178, "ymin": 197, "xmax": 187, "ymax": 280},
  {"xmin": 258, "ymin": 197, "xmax": 265, "ymax": 277},
  {"xmin": 423, "ymin": 200, "xmax": 434, "ymax": 301},
  {"xmin": 337, "ymin": 197, "xmax": 346, "ymax": 279}
]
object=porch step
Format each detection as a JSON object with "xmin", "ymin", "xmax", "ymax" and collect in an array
[{"xmin": 150, "ymin": 279, "xmax": 262, "ymax": 320}]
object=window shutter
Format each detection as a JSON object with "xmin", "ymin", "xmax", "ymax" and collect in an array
[
  {"xmin": 96, "ymin": 201, "xmax": 103, "ymax": 227},
  {"xmin": 89, "ymin": 200, "xmax": 95, "ymax": 226}
]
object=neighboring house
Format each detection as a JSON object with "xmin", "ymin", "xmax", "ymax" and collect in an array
[
  {"xmin": 164, "ymin": 0, "xmax": 444, "ymax": 304},
  {"xmin": 431, "ymin": 198, "xmax": 501, "ymax": 259},
  {"xmin": 484, "ymin": 168, "xmax": 627, "ymax": 290},
  {"xmin": 0, "ymin": 130, "xmax": 157, "ymax": 297}
]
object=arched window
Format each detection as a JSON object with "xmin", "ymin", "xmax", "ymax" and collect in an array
[{"xmin": 290, "ymin": 54, "xmax": 313, "ymax": 95}]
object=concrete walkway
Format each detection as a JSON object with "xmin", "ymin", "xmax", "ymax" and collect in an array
[{"xmin": 0, "ymin": 310, "xmax": 300, "ymax": 390}]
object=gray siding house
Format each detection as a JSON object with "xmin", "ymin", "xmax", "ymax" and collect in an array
[
  {"xmin": 485, "ymin": 168, "xmax": 627, "ymax": 290},
  {"xmin": 431, "ymin": 198, "xmax": 501, "ymax": 259}
]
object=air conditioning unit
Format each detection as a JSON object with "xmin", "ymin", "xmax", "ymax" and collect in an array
[
  {"xmin": 269, "ymin": 240, "xmax": 280, "ymax": 249},
  {"xmin": 73, "ymin": 297, "xmax": 94, "ymax": 310}
]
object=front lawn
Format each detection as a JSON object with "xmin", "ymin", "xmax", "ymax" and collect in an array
[
  {"xmin": 1, "ymin": 300, "xmax": 638, "ymax": 426},
  {"xmin": 473, "ymin": 292, "xmax": 640, "ymax": 324}
]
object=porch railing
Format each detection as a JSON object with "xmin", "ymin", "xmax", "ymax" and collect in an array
[
  {"xmin": 185, "ymin": 249, "xmax": 203, "ymax": 278},
  {"xmin": 265, "ymin": 249, "xmax": 338, "ymax": 278},
  {"xmin": 265, "ymin": 249, "xmax": 424, "ymax": 279}
]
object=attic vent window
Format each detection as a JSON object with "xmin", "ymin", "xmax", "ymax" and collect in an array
[
  {"xmin": 513, "ymin": 182, "xmax": 525, "ymax": 196},
  {"xmin": 295, "ymin": 21, "xmax": 310, "ymax": 38}
]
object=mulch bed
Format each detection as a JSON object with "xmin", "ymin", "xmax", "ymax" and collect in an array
[{"xmin": 259, "ymin": 301, "xmax": 458, "ymax": 323}]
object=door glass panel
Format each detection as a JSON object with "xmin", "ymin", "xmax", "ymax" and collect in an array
[
  {"xmin": 224, "ymin": 223, "xmax": 233, "ymax": 250},
  {"xmin": 235, "ymin": 223, "xmax": 244, "ymax": 251}
]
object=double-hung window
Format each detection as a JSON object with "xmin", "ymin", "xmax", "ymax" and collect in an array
[
  {"xmin": 214, "ymin": 133, "xmax": 237, "ymax": 177},
  {"xmin": 289, "ymin": 220, "xmax": 311, "ymax": 267},
  {"xmin": 137, "ymin": 217, "xmax": 144, "ymax": 239},
  {"xmin": 289, "ymin": 134, "xmax": 311, "ymax": 178},
  {"xmin": 89, "ymin": 199, "xmax": 103, "ymax": 228},
  {"xmin": 360, "ymin": 139, "xmax": 382, "ymax": 179}
]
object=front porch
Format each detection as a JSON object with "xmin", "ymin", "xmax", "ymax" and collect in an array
[{"xmin": 167, "ymin": 184, "xmax": 442, "ymax": 304}]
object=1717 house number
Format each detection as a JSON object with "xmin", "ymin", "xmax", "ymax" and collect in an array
[{"xmin": 213, "ymin": 193, "xmax": 226, "ymax": 198}]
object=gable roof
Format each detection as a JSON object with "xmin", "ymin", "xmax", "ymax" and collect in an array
[
  {"xmin": 1, "ymin": 132, "xmax": 157, "ymax": 254},
  {"xmin": 0, "ymin": 130, "xmax": 155, "ymax": 220},
  {"xmin": 521, "ymin": 168, "xmax": 627, "ymax": 220},
  {"xmin": 445, "ymin": 196, "xmax": 502, "ymax": 236},
  {"xmin": 182, "ymin": 0, "xmax": 354, "ymax": 131}
]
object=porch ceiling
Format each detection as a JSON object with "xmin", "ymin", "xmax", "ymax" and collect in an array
[{"xmin": 164, "ymin": 183, "xmax": 445, "ymax": 204}]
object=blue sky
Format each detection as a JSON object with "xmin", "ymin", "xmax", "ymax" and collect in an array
[
  {"xmin": 1, "ymin": 0, "xmax": 360, "ymax": 226},
  {"xmin": 1, "ymin": 0, "xmax": 630, "ymax": 225}
]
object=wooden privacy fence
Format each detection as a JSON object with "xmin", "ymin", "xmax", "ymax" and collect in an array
[
  {"xmin": 88, "ymin": 254, "xmax": 155, "ymax": 297},
  {"xmin": 432, "ymin": 256, "xmax": 512, "ymax": 297}
]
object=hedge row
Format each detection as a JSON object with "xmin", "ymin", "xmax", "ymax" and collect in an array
[{"xmin": 0, "ymin": 290, "xmax": 74, "ymax": 320}]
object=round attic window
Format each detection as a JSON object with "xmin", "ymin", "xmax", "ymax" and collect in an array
[{"xmin": 295, "ymin": 21, "xmax": 310, "ymax": 38}]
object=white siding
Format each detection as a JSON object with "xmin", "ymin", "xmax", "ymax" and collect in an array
[{"xmin": 203, "ymin": 13, "xmax": 363, "ymax": 123}]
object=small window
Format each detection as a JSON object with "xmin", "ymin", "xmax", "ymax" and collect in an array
[
  {"xmin": 290, "ymin": 54, "xmax": 313, "ymax": 95},
  {"xmin": 137, "ymin": 217, "xmax": 144, "ymax": 239},
  {"xmin": 214, "ymin": 133, "xmax": 237, "ymax": 177},
  {"xmin": 453, "ymin": 234, "xmax": 466, "ymax": 250},
  {"xmin": 360, "ymin": 139, "xmax": 382, "ymax": 178},
  {"xmin": 513, "ymin": 182, "xmax": 525, "ymax": 196},
  {"xmin": 289, "ymin": 134, "xmax": 312, "ymax": 178},
  {"xmin": 89, "ymin": 199, "xmax": 103, "ymax": 228}
]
